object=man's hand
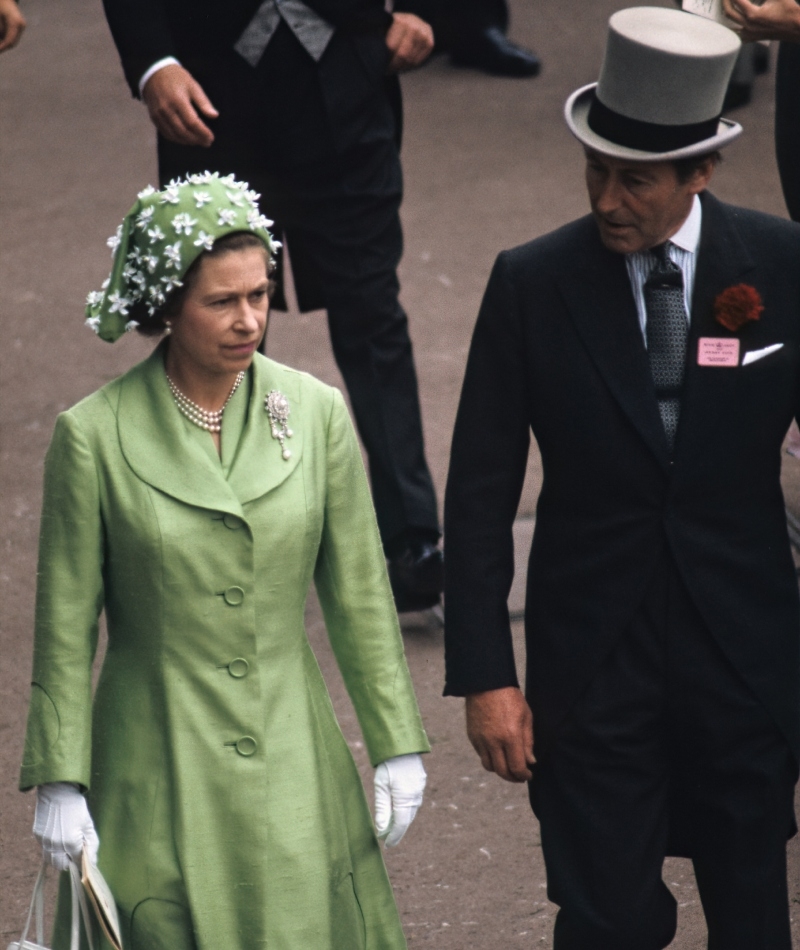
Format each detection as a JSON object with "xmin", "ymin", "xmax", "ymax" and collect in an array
[
  {"xmin": 0, "ymin": 0, "xmax": 25, "ymax": 53},
  {"xmin": 722, "ymin": 0, "xmax": 800, "ymax": 42},
  {"xmin": 466, "ymin": 686, "xmax": 535, "ymax": 783},
  {"xmin": 386, "ymin": 12, "xmax": 434, "ymax": 73},
  {"xmin": 142, "ymin": 63, "xmax": 219, "ymax": 147}
]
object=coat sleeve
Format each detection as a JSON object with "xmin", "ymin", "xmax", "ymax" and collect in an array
[
  {"xmin": 19, "ymin": 412, "xmax": 105, "ymax": 791},
  {"xmin": 314, "ymin": 389, "xmax": 429, "ymax": 767},
  {"xmin": 102, "ymin": 0, "xmax": 177, "ymax": 97},
  {"xmin": 443, "ymin": 250, "xmax": 531, "ymax": 697}
]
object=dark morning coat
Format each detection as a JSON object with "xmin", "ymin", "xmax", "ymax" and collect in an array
[
  {"xmin": 98, "ymin": 0, "xmax": 441, "ymax": 553},
  {"xmin": 444, "ymin": 192, "xmax": 800, "ymax": 762},
  {"xmin": 100, "ymin": 0, "xmax": 397, "ymax": 156}
]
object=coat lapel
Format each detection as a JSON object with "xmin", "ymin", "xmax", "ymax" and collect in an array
[
  {"xmin": 673, "ymin": 193, "xmax": 757, "ymax": 461},
  {"xmin": 117, "ymin": 347, "xmax": 303, "ymax": 514},
  {"xmin": 555, "ymin": 221, "xmax": 671, "ymax": 470},
  {"xmin": 226, "ymin": 354, "xmax": 304, "ymax": 505}
]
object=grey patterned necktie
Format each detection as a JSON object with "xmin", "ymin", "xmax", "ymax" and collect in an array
[{"xmin": 645, "ymin": 242, "xmax": 688, "ymax": 450}]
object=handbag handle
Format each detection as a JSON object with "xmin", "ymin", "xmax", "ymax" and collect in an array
[
  {"xmin": 12, "ymin": 859, "xmax": 96, "ymax": 950},
  {"xmin": 14, "ymin": 859, "xmax": 46, "ymax": 948},
  {"xmin": 69, "ymin": 861, "xmax": 96, "ymax": 950}
]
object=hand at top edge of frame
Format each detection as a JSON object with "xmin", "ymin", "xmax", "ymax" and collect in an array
[
  {"xmin": 722, "ymin": 0, "xmax": 800, "ymax": 42},
  {"xmin": 0, "ymin": 0, "xmax": 26, "ymax": 53}
]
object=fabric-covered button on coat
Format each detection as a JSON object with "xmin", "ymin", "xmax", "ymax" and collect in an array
[{"xmin": 20, "ymin": 346, "xmax": 430, "ymax": 950}]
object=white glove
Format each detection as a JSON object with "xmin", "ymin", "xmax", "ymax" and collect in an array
[
  {"xmin": 33, "ymin": 782, "xmax": 99, "ymax": 871},
  {"xmin": 374, "ymin": 753, "xmax": 427, "ymax": 847}
]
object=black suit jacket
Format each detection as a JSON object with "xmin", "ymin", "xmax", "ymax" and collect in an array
[
  {"xmin": 444, "ymin": 192, "xmax": 800, "ymax": 759},
  {"xmin": 101, "ymin": 0, "xmax": 396, "ymax": 152}
]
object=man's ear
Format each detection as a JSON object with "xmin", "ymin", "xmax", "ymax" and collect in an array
[{"xmin": 689, "ymin": 157, "xmax": 716, "ymax": 195}]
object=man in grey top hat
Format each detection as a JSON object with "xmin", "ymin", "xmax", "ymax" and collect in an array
[{"xmin": 444, "ymin": 7, "xmax": 800, "ymax": 948}]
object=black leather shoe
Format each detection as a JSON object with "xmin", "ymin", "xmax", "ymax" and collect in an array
[
  {"xmin": 388, "ymin": 540, "xmax": 444, "ymax": 613},
  {"xmin": 451, "ymin": 27, "xmax": 541, "ymax": 78}
]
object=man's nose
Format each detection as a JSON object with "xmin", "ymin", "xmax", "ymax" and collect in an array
[{"xmin": 595, "ymin": 177, "xmax": 623, "ymax": 214}]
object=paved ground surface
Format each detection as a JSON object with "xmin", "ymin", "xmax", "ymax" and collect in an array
[{"xmin": 2, "ymin": 0, "xmax": 800, "ymax": 946}]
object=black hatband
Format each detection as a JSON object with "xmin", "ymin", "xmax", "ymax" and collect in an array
[{"xmin": 587, "ymin": 94, "xmax": 720, "ymax": 152}]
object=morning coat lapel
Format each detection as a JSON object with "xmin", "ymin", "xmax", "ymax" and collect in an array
[
  {"xmin": 673, "ymin": 192, "xmax": 756, "ymax": 460},
  {"xmin": 555, "ymin": 221, "xmax": 671, "ymax": 470},
  {"xmin": 117, "ymin": 348, "xmax": 303, "ymax": 514}
]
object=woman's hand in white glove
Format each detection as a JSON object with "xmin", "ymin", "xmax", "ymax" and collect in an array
[
  {"xmin": 374, "ymin": 753, "xmax": 427, "ymax": 847},
  {"xmin": 33, "ymin": 782, "xmax": 99, "ymax": 871}
]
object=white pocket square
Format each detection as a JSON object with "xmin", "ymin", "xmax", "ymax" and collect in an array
[{"xmin": 742, "ymin": 343, "xmax": 784, "ymax": 366}]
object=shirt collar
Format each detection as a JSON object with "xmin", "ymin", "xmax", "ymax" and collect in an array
[{"xmin": 667, "ymin": 193, "xmax": 702, "ymax": 255}]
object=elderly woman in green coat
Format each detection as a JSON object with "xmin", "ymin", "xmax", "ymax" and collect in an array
[{"xmin": 20, "ymin": 174, "xmax": 430, "ymax": 950}]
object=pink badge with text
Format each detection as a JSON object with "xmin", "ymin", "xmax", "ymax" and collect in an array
[{"xmin": 697, "ymin": 337, "xmax": 740, "ymax": 367}]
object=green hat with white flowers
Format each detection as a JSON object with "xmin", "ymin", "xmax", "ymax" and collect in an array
[{"xmin": 85, "ymin": 172, "xmax": 281, "ymax": 342}]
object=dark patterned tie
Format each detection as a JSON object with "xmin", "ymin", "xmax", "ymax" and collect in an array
[{"xmin": 645, "ymin": 242, "xmax": 688, "ymax": 450}]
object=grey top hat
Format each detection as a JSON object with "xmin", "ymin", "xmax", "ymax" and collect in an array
[{"xmin": 565, "ymin": 7, "xmax": 742, "ymax": 161}]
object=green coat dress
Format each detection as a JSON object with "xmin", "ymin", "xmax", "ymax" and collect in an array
[{"xmin": 20, "ymin": 344, "xmax": 430, "ymax": 950}]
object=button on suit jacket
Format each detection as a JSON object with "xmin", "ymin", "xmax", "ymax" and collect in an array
[{"xmin": 444, "ymin": 192, "xmax": 800, "ymax": 760}]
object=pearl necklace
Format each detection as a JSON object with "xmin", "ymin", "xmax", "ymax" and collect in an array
[{"xmin": 166, "ymin": 371, "xmax": 245, "ymax": 433}]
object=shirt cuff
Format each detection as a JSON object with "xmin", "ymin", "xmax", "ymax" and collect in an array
[{"xmin": 138, "ymin": 56, "xmax": 181, "ymax": 96}]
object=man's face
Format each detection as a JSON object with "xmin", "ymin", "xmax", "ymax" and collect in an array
[{"xmin": 585, "ymin": 149, "xmax": 713, "ymax": 254}]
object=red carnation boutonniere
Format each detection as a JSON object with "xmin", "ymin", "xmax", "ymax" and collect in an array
[{"xmin": 713, "ymin": 283, "xmax": 764, "ymax": 333}]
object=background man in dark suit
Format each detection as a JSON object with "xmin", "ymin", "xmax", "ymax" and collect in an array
[
  {"xmin": 444, "ymin": 8, "xmax": 800, "ymax": 947},
  {"xmin": 101, "ymin": 0, "xmax": 444, "ymax": 611}
]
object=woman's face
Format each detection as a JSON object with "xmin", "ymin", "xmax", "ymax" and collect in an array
[{"xmin": 169, "ymin": 246, "xmax": 270, "ymax": 378}]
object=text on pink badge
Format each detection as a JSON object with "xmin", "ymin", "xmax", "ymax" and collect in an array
[{"xmin": 697, "ymin": 337, "xmax": 740, "ymax": 367}]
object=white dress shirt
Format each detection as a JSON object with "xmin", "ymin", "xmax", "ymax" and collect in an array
[{"xmin": 625, "ymin": 193, "xmax": 702, "ymax": 342}]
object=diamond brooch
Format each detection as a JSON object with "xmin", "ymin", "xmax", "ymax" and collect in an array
[{"xmin": 265, "ymin": 390, "xmax": 293, "ymax": 460}]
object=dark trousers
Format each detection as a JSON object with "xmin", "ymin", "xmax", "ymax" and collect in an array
[
  {"xmin": 158, "ymin": 24, "xmax": 439, "ymax": 548},
  {"xmin": 776, "ymin": 41, "xmax": 800, "ymax": 223},
  {"xmin": 530, "ymin": 555, "xmax": 797, "ymax": 950}
]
